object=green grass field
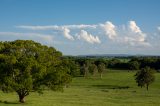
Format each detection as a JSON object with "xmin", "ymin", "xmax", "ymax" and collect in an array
[{"xmin": 0, "ymin": 70, "xmax": 160, "ymax": 106}]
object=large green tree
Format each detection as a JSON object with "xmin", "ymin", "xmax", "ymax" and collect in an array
[
  {"xmin": 135, "ymin": 67, "xmax": 155, "ymax": 90},
  {"xmin": 0, "ymin": 40, "xmax": 71, "ymax": 103}
]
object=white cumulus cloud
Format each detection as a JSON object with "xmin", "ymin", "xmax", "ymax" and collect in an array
[
  {"xmin": 127, "ymin": 21, "xmax": 147, "ymax": 43},
  {"xmin": 61, "ymin": 27, "xmax": 74, "ymax": 40},
  {"xmin": 100, "ymin": 21, "xmax": 117, "ymax": 40},
  {"xmin": 129, "ymin": 21, "xmax": 142, "ymax": 33},
  {"xmin": 105, "ymin": 21, "xmax": 150, "ymax": 47},
  {"xmin": 77, "ymin": 30, "xmax": 101, "ymax": 44}
]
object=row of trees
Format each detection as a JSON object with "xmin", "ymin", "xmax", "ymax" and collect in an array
[
  {"xmin": 82, "ymin": 62, "xmax": 106, "ymax": 78},
  {"xmin": 70, "ymin": 58, "xmax": 107, "ymax": 78},
  {"xmin": 68, "ymin": 57, "xmax": 160, "ymax": 74},
  {"xmin": 65, "ymin": 57, "xmax": 160, "ymax": 79},
  {"xmin": 108, "ymin": 57, "xmax": 160, "ymax": 70},
  {"xmin": 67, "ymin": 57, "xmax": 157, "ymax": 91}
]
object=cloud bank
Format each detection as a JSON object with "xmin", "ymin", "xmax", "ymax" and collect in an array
[
  {"xmin": 17, "ymin": 24, "xmax": 97, "ymax": 41},
  {"xmin": 16, "ymin": 20, "xmax": 150, "ymax": 46},
  {"xmin": 1, "ymin": 20, "xmax": 159, "ymax": 55}
]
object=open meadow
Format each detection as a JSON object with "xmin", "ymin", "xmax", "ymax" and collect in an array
[
  {"xmin": 0, "ymin": 70, "xmax": 160, "ymax": 106},
  {"xmin": 1, "ymin": 0, "xmax": 160, "ymax": 106}
]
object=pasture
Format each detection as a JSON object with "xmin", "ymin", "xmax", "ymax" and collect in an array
[{"xmin": 0, "ymin": 70, "xmax": 160, "ymax": 106}]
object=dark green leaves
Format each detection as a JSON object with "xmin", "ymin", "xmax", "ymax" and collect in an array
[
  {"xmin": 0, "ymin": 40, "xmax": 71, "ymax": 102},
  {"xmin": 135, "ymin": 67, "xmax": 155, "ymax": 90}
]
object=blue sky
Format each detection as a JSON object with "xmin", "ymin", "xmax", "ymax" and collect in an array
[{"xmin": 0, "ymin": 0, "xmax": 160, "ymax": 55}]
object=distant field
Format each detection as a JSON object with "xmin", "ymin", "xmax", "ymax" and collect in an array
[{"xmin": 0, "ymin": 70, "xmax": 160, "ymax": 106}]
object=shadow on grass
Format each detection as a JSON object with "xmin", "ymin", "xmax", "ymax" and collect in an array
[
  {"xmin": 0, "ymin": 100, "xmax": 20, "ymax": 105},
  {"xmin": 92, "ymin": 84, "xmax": 130, "ymax": 90}
]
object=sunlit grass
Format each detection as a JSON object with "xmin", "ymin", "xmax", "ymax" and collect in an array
[{"xmin": 0, "ymin": 70, "xmax": 160, "ymax": 106}]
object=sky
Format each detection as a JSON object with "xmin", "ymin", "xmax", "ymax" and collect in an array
[{"xmin": 0, "ymin": 0, "xmax": 160, "ymax": 55}]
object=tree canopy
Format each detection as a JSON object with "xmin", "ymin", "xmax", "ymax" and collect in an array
[
  {"xmin": 135, "ymin": 67, "xmax": 155, "ymax": 90},
  {"xmin": 0, "ymin": 40, "xmax": 71, "ymax": 103}
]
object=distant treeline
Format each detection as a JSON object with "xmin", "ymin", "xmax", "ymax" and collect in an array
[{"xmin": 64, "ymin": 56, "xmax": 160, "ymax": 77}]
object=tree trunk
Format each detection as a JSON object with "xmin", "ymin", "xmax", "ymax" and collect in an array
[
  {"xmin": 84, "ymin": 71, "xmax": 87, "ymax": 78},
  {"xmin": 64, "ymin": 83, "xmax": 69, "ymax": 88},
  {"xmin": 146, "ymin": 84, "xmax": 149, "ymax": 91},
  {"xmin": 100, "ymin": 73, "xmax": 102, "ymax": 79},
  {"xmin": 19, "ymin": 94, "xmax": 25, "ymax": 103},
  {"xmin": 17, "ymin": 89, "xmax": 29, "ymax": 103},
  {"xmin": 84, "ymin": 70, "xmax": 88, "ymax": 78}
]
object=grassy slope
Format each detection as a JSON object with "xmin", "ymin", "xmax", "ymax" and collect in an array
[{"xmin": 0, "ymin": 70, "xmax": 160, "ymax": 106}]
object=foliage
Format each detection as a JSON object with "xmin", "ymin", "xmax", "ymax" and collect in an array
[
  {"xmin": 63, "ymin": 58, "xmax": 80, "ymax": 77},
  {"xmin": 88, "ymin": 64, "xmax": 98, "ymax": 76},
  {"xmin": 135, "ymin": 67, "xmax": 155, "ymax": 90},
  {"xmin": 67, "ymin": 56, "xmax": 160, "ymax": 71},
  {"xmin": 0, "ymin": 40, "xmax": 71, "ymax": 103},
  {"xmin": 98, "ymin": 63, "xmax": 106, "ymax": 78},
  {"xmin": 82, "ymin": 64, "xmax": 89, "ymax": 78},
  {"xmin": 129, "ymin": 60, "xmax": 140, "ymax": 70}
]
